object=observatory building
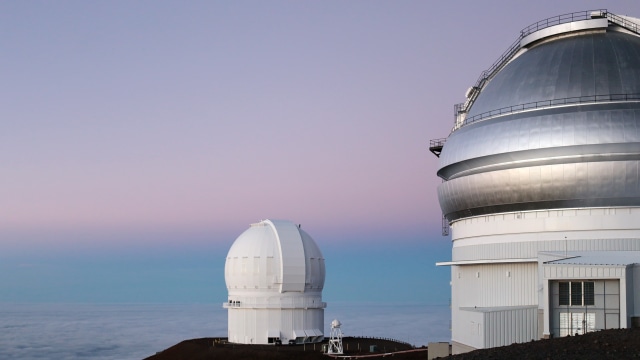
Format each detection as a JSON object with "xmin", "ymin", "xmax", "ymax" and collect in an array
[
  {"xmin": 432, "ymin": 10, "xmax": 640, "ymax": 354},
  {"xmin": 223, "ymin": 219, "xmax": 326, "ymax": 345}
]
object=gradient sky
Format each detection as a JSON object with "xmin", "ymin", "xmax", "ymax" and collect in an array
[{"xmin": 2, "ymin": 1, "xmax": 639, "ymax": 304}]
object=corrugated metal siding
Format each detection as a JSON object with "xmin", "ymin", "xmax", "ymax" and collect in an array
[
  {"xmin": 484, "ymin": 307, "xmax": 538, "ymax": 348},
  {"xmin": 544, "ymin": 265, "xmax": 625, "ymax": 279},
  {"xmin": 456, "ymin": 263, "xmax": 538, "ymax": 308},
  {"xmin": 454, "ymin": 238, "xmax": 640, "ymax": 261}
]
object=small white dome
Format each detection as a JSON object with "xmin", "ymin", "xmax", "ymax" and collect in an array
[{"xmin": 224, "ymin": 219, "xmax": 325, "ymax": 293}]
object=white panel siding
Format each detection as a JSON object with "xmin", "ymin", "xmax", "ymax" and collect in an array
[
  {"xmin": 484, "ymin": 307, "xmax": 538, "ymax": 348},
  {"xmin": 445, "ymin": 205, "xmax": 640, "ymax": 352},
  {"xmin": 544, "ymin": 265, "xmax": 625, "ymax": 280},
  {"xmin": 266, "ymin": 220, "xmax": 306, "ymax": 292},
  {"xmin": 452, "ymin": 308, "xmax": 485, "ymax": 350},
  {"xmin": 454, "ymin": 238, "xmax": 640, "ymax": 261},
  {"xmin": 455, "ymin": 263, "xmax": 538, "ymax": 308}
]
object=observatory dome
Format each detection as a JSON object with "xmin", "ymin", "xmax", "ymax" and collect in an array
[
  {"xmin": 437, "ymin": 16, "xmax": 640, "ymax": 221},
  {"xmin": 225, "ymin": 219, "xmax": 325, "ymax": 293},
  {"xmin": 223, "ymin": 219, "xmax": 326, "ymax": 345},
  {"xmin": 433, "ymin": 11, "xmax": 640, "ymax": 354}
]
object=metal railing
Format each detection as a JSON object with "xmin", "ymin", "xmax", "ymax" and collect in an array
[
  {"xmin": 459, "ymin": 93, "xmax": 640, "ymax": 128},
  {"xmin": 429, "ymin": 138, "xmax": 447, "ymax": 148},
  {"xmin": 520, "ymin": 10, "xmax": 606, "ymax": 37},
  {"xmin": 461, "ymin": 10, "xmax": 607, "ymax": 118},
  {"xmin": 608, "ymin": 12, "xmax": 640, "ymax": 34},
  {"xmin": 455, "ymin": 9, "xmax": 640, "ymax": 130},
  {"xmin": 348, "ymin": 335, "xmax": 413, "ymax": 348}
]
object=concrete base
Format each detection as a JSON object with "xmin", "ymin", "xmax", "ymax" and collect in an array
[{"xmin": 428, "ymin": 342, "xmax": 450, "ymax": 359}]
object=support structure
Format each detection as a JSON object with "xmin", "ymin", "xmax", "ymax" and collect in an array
[{"xmin": 327, "ymin": 319, "xmax": 343, "ymax": 355}]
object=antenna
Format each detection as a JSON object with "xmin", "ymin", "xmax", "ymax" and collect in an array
[{"xmin": 327, "ymin": 319, "xmax": 343, "ymax": 354}]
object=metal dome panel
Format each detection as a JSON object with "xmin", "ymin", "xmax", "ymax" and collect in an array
[
  {"xmin": 467, "ymin": 32, "xmax": 640, "ymax": 119},
  {"xmin": 224, "ymin": 219, "xmax": 325, "ymax": 292},
  {"xmin": 437, "ymin": 27, "xmax": 640, "ymax": 221},
  {"xmin": 265, "ymin": 219, "xmax": 306, "ymax": 293}
]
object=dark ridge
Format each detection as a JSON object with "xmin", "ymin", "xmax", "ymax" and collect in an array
[
  {"xmin": 144, "ymin": 328, "xmax": 640, "ymax": 360},
  {"xmin": 144, "ymin": 336, "xmax": 424, "ymax": 360}
]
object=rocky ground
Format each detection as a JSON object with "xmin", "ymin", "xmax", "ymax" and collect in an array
[
  {"xmin": 144, "ymin": 336, "xmax": 421, "ymax": 360},
  {"xmin": 448, "ymin": 328, "xmax": 640, "ymax": 360},
  {"xmin": 144, "ymin": 328, "xmax": 640, "ymax": 360}
]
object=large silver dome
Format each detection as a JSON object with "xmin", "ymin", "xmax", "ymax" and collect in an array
[{"xmin": 437, "ymin": 15, "xmax": 640, "ymax": 221}]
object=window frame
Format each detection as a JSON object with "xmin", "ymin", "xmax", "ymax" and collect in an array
[{"xmin": 558, "ymin": 281, "xmax": 595, "ymax": 306}]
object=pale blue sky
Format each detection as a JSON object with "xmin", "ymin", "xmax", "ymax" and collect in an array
[{"xmin": 1, "ymin": 1, "xmax": 638, "ymax": 304}]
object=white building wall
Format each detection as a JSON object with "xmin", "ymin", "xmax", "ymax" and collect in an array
[
  {"xmin": 451, "ymin": 208, "xmax": 640, "ymax": 261},
  {"xmin": 452, "ymin": 307, "xmax": 485, "ymax": 352},
  {"xmin": 447, "ymin": 208, "xmax": 640, "ymax": 352},
  {"xmin": 228, "ymin": 304, "xmax": 324, "ymax": 344},
  {"xmin": 451, "ymin": 263, "xmax": 538, "ymax": 353},
  {"xmin": 483, "ymin": 307, "xmax": 538, "ymax": 348},
  {"xmin": 455, "ymin": 263, "xmax": 538, "ymax": 308}
]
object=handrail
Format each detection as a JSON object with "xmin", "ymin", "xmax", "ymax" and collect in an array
[
  {"xmin": 347, "ymin": 335, "xmax": 413, "ymax": 348},
  {"xmin": 461, "ymin": 10, "xmax": 609, "ymax": 118},
  {"xmin": 429, "ymin": 138, "xmax": 446, "ymax": 148},
  {"xmin": 607, "ymin": 12, "xmax": 640, "ymax": 35},
  {"xmin": 453, "ymin": 9, "xmax": 640, "ymax": 131},
  {"xmin": 460, "ymin": 93, "xmax": 640, "ymax": 128},
  {"xmin": 519, "ymin": 10, "xmax": 606, "ymax": 38}
]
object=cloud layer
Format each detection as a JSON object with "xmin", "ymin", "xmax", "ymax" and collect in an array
[{"xmin": 0, "ymin": 302, "xmax": 449, "ymax": 359}]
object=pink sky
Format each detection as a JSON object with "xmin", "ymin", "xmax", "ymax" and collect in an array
[{"xmin": 2, "ymin": 1, "xmax": 638, "ymax": 248}]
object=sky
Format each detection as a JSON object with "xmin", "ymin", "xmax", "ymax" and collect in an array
[{"xmin": 1, "ymin": 1, "xmax": 639, "ymax": 306}]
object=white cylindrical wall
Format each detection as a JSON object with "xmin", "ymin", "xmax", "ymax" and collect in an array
[{"xmin": 451, "ymin": 207, "xmax": 640, "ymax": 261}]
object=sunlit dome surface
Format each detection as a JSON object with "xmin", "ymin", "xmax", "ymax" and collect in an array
[
  {"xmin": 225, "ymin": 219, "xmax": 325, "ymax": 293},
  {"xmin": 434, "ymin": 11, "xmax": 640, "ymax": 354},
  {"xmin": 467, "ymin": 32, "xmax": 640, "ymax": 118},
  {"xmin": 224, "ymin": 219, "xmax": 326, "ymax": 345},
  {"xmin": 437, "ymin": 17, "xmax": 640, "ymax": 221}
]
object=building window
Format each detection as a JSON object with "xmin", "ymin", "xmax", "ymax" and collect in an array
[
  {"xmin": 583, "ymin": 282, "xmax": 595, "ymax": 305},
  {"xmin": 559, "ymin": 282, "xmax": 569, "ymax": 305},
  {"xmin": 559, "ymin": 281, "xmax": 595, "ymax": 306},
  {"xmin": 571, "ymin": 282, "xmax": 583, "ymax": 305}
]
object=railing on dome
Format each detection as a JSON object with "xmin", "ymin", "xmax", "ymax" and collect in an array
[
  {"xmin": 428, "ymin": 138, "xmax": 446, "ymax": 158},
  {"xmin": 459, "ymin": 93, "xmax": 640, "ymax": 128},
  {"xmin": 453, "ymin": 9, "xmax": 640, "ymax": 132},
  {"xmin": 519, "ymin": 9, "xmax": 606, "ymax": 36},
  {"xmin": 223, "ymin": 299, "xmax": 327, "ymax": 309},
  {"xmin": 607, "ymin": 12, "xmax": 640, "ymax": 35}
]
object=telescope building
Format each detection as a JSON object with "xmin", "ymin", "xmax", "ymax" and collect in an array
[
  {"xmin": 432, "ymin": 10, "xmax": 640, "ymax": 354},
  {"xmin": 224, "ymin": 219, "xmax": 326, "ymax": 345}
]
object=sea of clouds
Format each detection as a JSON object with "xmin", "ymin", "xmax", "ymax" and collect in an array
[{"xmin": 0, "ymin": 302, "xmax": 450, "ymax": 360}]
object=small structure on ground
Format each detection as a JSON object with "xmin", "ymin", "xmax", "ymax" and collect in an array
[
  {"xmin": 327, "ymin": 319, "xmax": 344, "ymax": 354},
  {"xmin": 428, "ymin": 342, "xmax": 450, "ymax": 360}
]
